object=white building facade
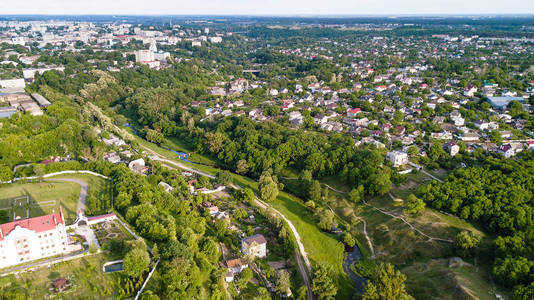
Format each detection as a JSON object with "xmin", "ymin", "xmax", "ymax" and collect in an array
[
  {"xmin": 241, "ymin": 234, "xmax": 267, "ymax": 258},
  {"xmin": 387, "ymin": 151, "xmax": 409, "ymax": 168},
  {"xmin": 0, "ymin": 209, "xmax": 69, "ymax": 269}
]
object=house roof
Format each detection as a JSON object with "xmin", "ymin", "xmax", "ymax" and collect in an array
[
  {"xmin": 242, "ymin": 234, "xmax": 267, "ymax": 246},
  {"xmin": 53, "ymin": 278, "xmax": 68, "ymax": 288},
  {"xmin": 500, "ymin": 144, "xmax": 513, "ymax": 152},
  {"xmin": 87, "ymin": 213, "xmax": 116, "ymax": 222},
  {"xmin": 226, "ymin": 258, "xmax": 245, "ymax": 268},
  {"xmin": 347, "ymin": 108, "xmax": 361, "ymax": 114},
  {"xmin": 0, "ymin": 210, "xmax": 64, "ymax": 241}
]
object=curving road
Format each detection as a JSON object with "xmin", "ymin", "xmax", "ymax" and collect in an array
[
  {"xmin": 141, "ymin": 145, "xmax": 215, "ymax": 179},
  {"xmin": 48, "ymin": 178, "xmax": 87, "ymax": 214}
]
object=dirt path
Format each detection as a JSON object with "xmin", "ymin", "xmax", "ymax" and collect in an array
[
  {"xmin": 327, "ymin": 204, "xmax": 375, "ymax": 259},
  {"xmin": 48, "ymin": 178, "xmax": 87, "ymax": 214},
  {"xmin": 360, "ymin": 218, "xmax": 375, "ymax": 258},
  {"xmin": 363, "ymin": 195, "xmax": 453, "ymax": 243}
]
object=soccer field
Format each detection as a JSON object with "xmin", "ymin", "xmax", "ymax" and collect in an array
[{"xmin": 0, "ymin": 181, "xmax": 81, "ymax": 223}]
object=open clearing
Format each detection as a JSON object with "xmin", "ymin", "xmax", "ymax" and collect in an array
[
  {"xmin": 0, "ymin": 173, "xmax": 109, "ymax": 224},
  {"xmin": 326, "ymin": 169, "xmax": 506, "ymax": 300},
  {"xmin": 0, "ymin": 181, "xmax": 80, "ymax": 223}
]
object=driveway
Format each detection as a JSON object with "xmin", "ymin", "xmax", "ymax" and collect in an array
[{"xmin": 49, "ymin": 178, "xmax": 88, "ymax": 214}]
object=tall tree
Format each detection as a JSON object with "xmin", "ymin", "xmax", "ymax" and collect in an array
[
  {"xmin": 123, "ymin": 246, "xmax": 150, "ymax": 278},
  {"xmin": 275, "ymin": 269, "xmax": 291, "ymax": 296},
  {"xmin": 363, "ymin": 263, "xmax": 413, "ymax": 300},
  {"xmin": 259, "ymin": 171, "xmax": 279, "ymax": 202},
  {"xmin": 311, "ymin": 263, "xmax": 337, "ymax": 300},
  {"xmin": 455, "ymin": 231, "xmax": 481, "ymax": 257},
  {"xmin": 404, "ymin": 194, "xmax": 425, "ymax": 216}
]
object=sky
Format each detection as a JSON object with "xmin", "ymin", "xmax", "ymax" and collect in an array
[{"xmin": 1, "ymin": 0, "xmax": 534, "ymax": 16}]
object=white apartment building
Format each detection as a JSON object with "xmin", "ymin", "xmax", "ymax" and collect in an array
[
  {"xmin": 387, "ymin": 151, "xmax": 409, "ymax": 168},
  {"xmin": 0, "ymin": 209, "xmax": 69, "ymax": 269},
  {"xmin": 134, "ymin": 50, "xmax": 155, "ymax": 63}
]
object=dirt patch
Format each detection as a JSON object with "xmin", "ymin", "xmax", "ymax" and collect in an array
[{"xmin": 397, "ymin": 179, "xmax": 419, "ymax": 191}]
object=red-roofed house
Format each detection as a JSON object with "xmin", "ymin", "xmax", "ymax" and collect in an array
[
  {"xmin": 347, "ymin": 108, "xmax": 361, "ymax": 118},
  {"xmin": 0, "ymin": 208, "xmax": 69, "ymax": 268}
]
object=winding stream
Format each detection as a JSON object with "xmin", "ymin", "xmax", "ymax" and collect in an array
[{"xmin": 342, "ymin": 245, "xmax": 368, "ymax": 294}]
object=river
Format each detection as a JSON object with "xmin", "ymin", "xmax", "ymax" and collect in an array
[{"xmin": 342, "ymin": 245, "xmax": 368, "ymax": 294}]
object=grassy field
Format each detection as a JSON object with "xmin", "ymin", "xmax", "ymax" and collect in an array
[
  {"xmin": 131, "ymin": 133, "xmax": 355, "ymax": 299},
  {"xmin": 0, "ymin": 252, "xmax": 126, "ymax": 299},
  {"xmin": 0, "ymin": 181, "xmax": 80, "ymax": 223},
  {"xmin": 0, "ymin": 173, "xmax": 109, "ymax": 224},
  {"xmin": 402, "ymin": 258, "xmax": 507, "ymax": 300},
  {"xmin": 326, "ymin": 167, "xmax": 509, "ymax": 300}
]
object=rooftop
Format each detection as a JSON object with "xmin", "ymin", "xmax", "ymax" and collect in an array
[
  {"xmin": 242, "ymin": 234, "xmax": 267, "ymax": 245},
  {"xmin": 0, "ymin": 209, "xmax": 64, "ymax": 241}
]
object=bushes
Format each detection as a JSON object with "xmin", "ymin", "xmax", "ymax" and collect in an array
[
  {"xmin": 353, "ymin": 259, "xmax": 377, "ymax": 279},
  {"xmin": 419, "ymin": 153, "xmax": 534, "ymax": 292}
]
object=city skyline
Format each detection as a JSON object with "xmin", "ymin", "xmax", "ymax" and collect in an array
[{"xmin": 1, "ymin": 0, "xmax": 534, "ymax": 16}]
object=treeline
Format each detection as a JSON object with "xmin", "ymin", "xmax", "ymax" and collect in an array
[
  {"xmin": 176, "ymin": 116, "xmax": 392, "ymax": 196},
  {"xmin": 418, "ymin": 152, "xmax": 534, "ymax": 298}
]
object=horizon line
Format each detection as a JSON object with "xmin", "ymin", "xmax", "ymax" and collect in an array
[{"xmin": 1, "ymin": 13, "xmax": 534, "ymax": 17}]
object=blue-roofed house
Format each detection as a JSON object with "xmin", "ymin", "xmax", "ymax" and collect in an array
[{"xmin": 487, "ymin": 96, "xmax": 524, "ymax": 110}]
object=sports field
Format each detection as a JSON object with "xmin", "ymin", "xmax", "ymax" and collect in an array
[{"xmin": 0, "ymin": 181, "xmax": 81, "ymax": 223}]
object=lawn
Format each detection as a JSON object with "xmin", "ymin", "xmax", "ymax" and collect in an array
[
  {"xmin": 0, "ymin": 252, "xmax": 127, "ymax": 299},
  {"xmin": 0, "ymin": 173, "xmax": 110, "ymax": 224},
  {"xmin": 0, "ymin": 181, "xmax": 80, "ymax": 223},
  {"xmin": 130, "ymin": 134, "xmax": 355, "ymax": 299}
]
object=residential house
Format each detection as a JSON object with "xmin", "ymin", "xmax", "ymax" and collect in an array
[
  {"xmin": 347, "ymin": 108, "xmax": 362, "ymax": 118},
  {"xmin": 461, "ymin": 132, "xmax": 480, "ymax": 142},
  {"xmin": 103, "ymin": 152, "xmax": 121, "ymax": 164},
  {"xmin": 474, "ymin": 120, "xmax": 490, "ymax": 131},
  {"xmin": 313, "ymin": 114, "xmax": 328, "ymax": 125},
  {"xmin": 226, "ymin": 258, "xmax": 248, "ymax": 274},
  {"xmin": 128, "ymin": 158, "xmax": 149, "ymax": 175},
  {"xmin": 443, "ymin": 142, "xmax": 460, "ymax": 156},
  {"xmin": 498, "ymin": 144, "xmax": 515, "ymax": 158},
  {"xmin": 241, "ymin": 234, "xmax": 267, "ymax": 258},
  {"xmin": 386, "ymin": 151, "xmax": 408, "ymax": 168}
]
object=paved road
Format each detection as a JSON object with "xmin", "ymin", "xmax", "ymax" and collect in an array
[
  {"xmin": 142, "ymin": 145, "xmax": 313, "ymax": 300},
  {"xmin": 49, "ymin": 178, "xmax": 87, "ymax": 214},
  {"xmin": 141, "ymin": 145, "xmax": 215, "ymax": 179}
]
